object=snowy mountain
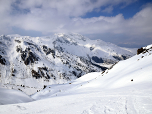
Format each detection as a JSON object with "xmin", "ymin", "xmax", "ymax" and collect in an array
[
  {"xmin": 0, "ymin": 33, "xmax": 136, "ymax": 95},
  {"xmin": 0, "ymin": 44, "xmax": 151, "ymax": 113},
  {"xmin": 32, "ymin": 44, "xmax": 152, "ymax": 99}
]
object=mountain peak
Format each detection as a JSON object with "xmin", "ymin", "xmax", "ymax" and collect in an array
[{"xmin": 0, "ymin": 33, "xmax": 136, "ymax": 95}]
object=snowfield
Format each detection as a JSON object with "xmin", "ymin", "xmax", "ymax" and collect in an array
[
  {"xmin": 0, "ymin": 88, "xmax": 33, "ymax": 105},
  {"xmin": 0, "ymin": 44, "xmax": 152, "ymax": 114}
]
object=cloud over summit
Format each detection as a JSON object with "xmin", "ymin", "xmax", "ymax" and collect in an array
[{"xmin": 0, "ymin": 0, "xmax": 152, "ymax": 47}]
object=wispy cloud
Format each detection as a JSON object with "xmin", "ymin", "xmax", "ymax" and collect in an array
[{"xmin": 101, "ymin": 6, "xmax": 113, "ymax": 13}]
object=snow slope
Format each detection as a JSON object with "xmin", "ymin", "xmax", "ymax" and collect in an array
[
  {"xmin": 0, "ymin": 33, "xmax": 136, "ymax": 95},
  {"xmin": 0, "ymin": 88, "xmax": 33, "ymax": 105},
  {"xmin": 0, "ymin": 45, "xmax": 151, "ymax": 113}
]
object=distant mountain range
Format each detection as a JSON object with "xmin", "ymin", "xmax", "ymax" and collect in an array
[{"xmin": 0, "ymin": 33, "xmax": 136, "ymax": 95}]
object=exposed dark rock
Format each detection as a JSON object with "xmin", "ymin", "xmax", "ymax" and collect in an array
[
  {"xmin": 121, "ymin": 55, "xmax": 127, "ymax": 60},
  {"xmin": 11, "ymin": 68, "xmax": 17, "ymax": 76},
  {"xmin": 90, "ymin": 47, "xmax": 94, "ymax": 51},
  {"xmin": 71, "ymin": 68, "xmax": 82, "ymax": 78},
  {"xmin": 59, "ymin": 73, "xmax": 70, "ymax": 80},
  {"xmin": 46, "ymin": 73, "xmax": 50, "ymax": 79},
  {"xmin": 91, "ymin": 62, "xmax": 107, "ymax": 71},
  {"xmin": 16, "ymin": 46, "xmax": 22, "ymax": 53},
  {"xmin": 18, "ymin": 88, "xmax": 22, "ymax": 91},
  {"xmin": 21, "ymin": 48, "xmax": 39, "ymax": 65},
  {"xmin": 15, "ymin": 40, "xmax": 21, "ymax": 43},
  {"xmin": 43, "ymin": 85, "xmax": 47, "ymax": 89},
  {"xmin": 24, "ymin": 41, "xmax": 40, "ymax": 51},
  {"xmin": 39, "ymin": 67, "xmax": 48, "ymax": 71},
  {"xmin": 0, "ymin": 55, "xmax": 6, "ymax": 65},
  {"xmin": 137, "ymin": 46, "xmax": 152, "ymax": 55},
  {"xmin": 92, "ymin": 56, "xmax": 104, "ymax": 63},
  {"xmin": 38, "ymin": 68, "xmax": 45, "ymax": 77},
  {"xmin": 25, "ymin": 52, "xmax": 38, "ymax": 65},
  {"xmin": 89, "ymin": 69, "xmax": 96, "ymax": 72},
  {"xmin": 42, "ymin": 45, "xmax": 47, "ymax": 50},
  {"xmin": 101, "ymin": 70, "xmax": 106, "ymax": 74},
  {"xmin": 137, "ymin": 48, "xmax": 146, "ymax": 55},
  {"xmin": 42, "ymin": 45, "xmax": 55, "ymax": 58},
  {"xmin": 32, "ymin": 70, "xmax": 42, "ymax": 79},
  {"xmin": 12, "ymin": 74, "xmax": 15, "ymax": 76},
  {"xmin": 77, "ymin": 73, "xmax": 82, "ymax": 78},
  {"xmin": 72, "ymin": 71, "xmax": 77, "ymax": 76},
  {"xmin": 24, "ymin": 41, "xmax": 36, "ymax": 46},
  {"xmin": 31, "ymin": 67, "xmax": 52, "ymax": 79}
]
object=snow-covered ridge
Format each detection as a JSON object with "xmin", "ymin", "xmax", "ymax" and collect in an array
[
  {"xmin": 32, "ymin": 44, "xmax": 152, "ymax": 99},
  {"xmin": 0, "ymin": 33, "xmax": 136, "ymax": 95},
  {"xmin": 0, "ymin": 44, "xmax": 151, "ymax": 113}
]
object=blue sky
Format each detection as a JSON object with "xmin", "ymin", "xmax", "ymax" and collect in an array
[
  {"xmin": 83, "ymin": 0, "xmax": 152, "ymax": 19},
  {"xmin": 0, "ymin": 0, "xmax": 152, "ymax": 48}
]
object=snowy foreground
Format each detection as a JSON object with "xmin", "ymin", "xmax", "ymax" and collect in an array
[
  {"xmin": 0, "ymin": 45, "xmax": 152, "ymax": 114},
  {"xmin": 0, "ymin": 88, "xmax": 33, "ymax": 105}
]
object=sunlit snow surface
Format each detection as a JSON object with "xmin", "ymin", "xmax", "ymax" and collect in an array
[
  {"xmin": 0, "ymin": 88, "xmax": 33, "ymax": 105},
  {"xmin": 0, "ymin": 44, "xmax": 152, "ymax": 114}
]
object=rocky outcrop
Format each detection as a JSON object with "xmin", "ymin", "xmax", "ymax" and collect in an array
[
  {"xmin": 0, "ymin": 55, "xmax": 6, "ymax": 65},
  {"xmin": 42, "ymin": 45, "xmax": 55, "ymax": 57},
  {"xmin": 137, "ymin": 47, "xmax": 146, "ymax": 55},
  {"xmin": 21, "ymin": 48, "xmax": 39, "ymax": 65}
]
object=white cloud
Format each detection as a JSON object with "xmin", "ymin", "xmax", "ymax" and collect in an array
[
  {"xmin": 0, "ymin": 0, "xmax": 151, "ymax": 47},
  {"xmin": 101, "ymin": 6, "xmax": 113, "ymax": 13}
]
